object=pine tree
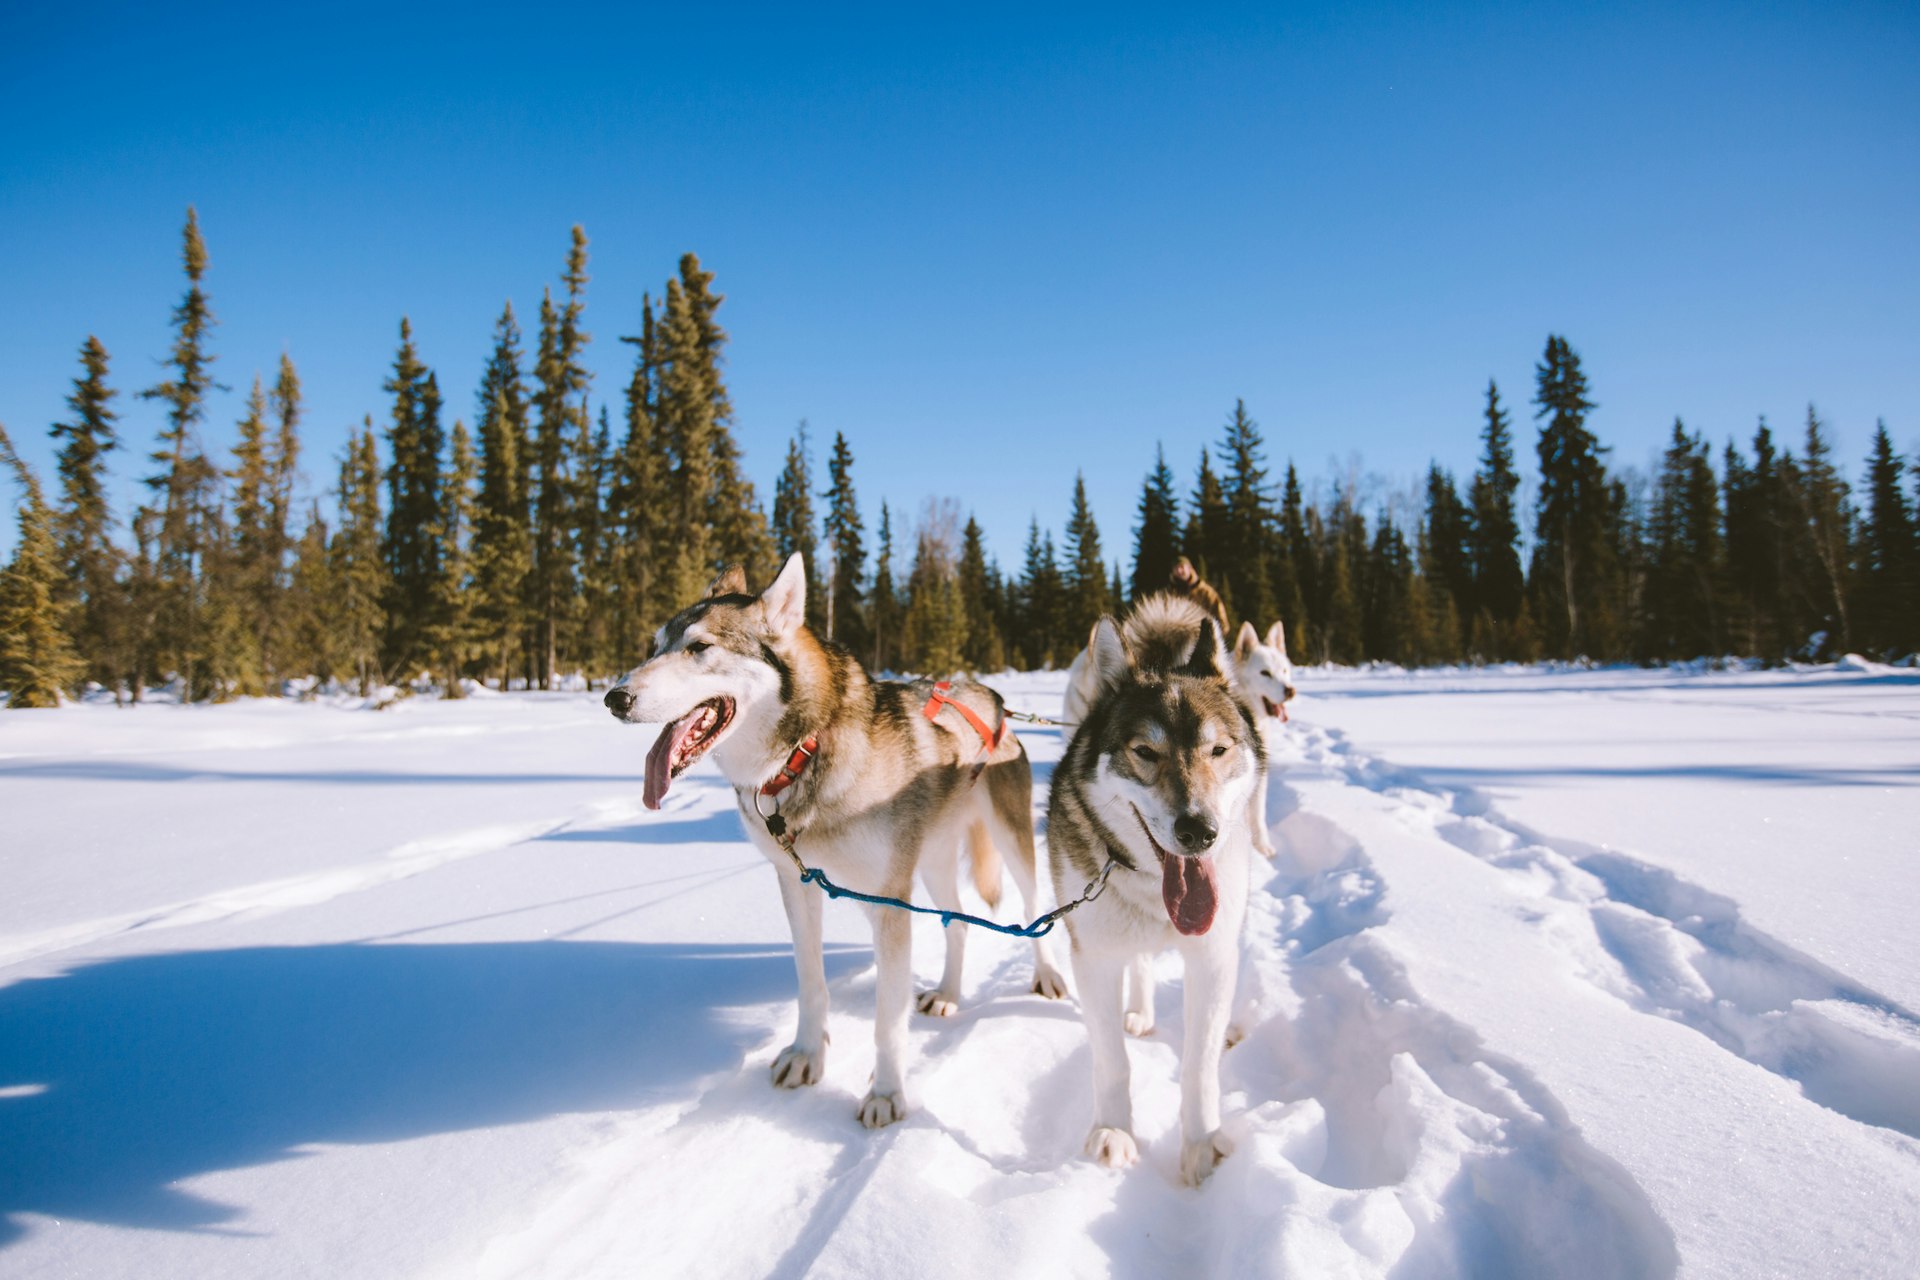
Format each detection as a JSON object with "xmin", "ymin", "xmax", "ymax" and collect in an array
[
  {"xmin": 1468, "ymin": 379, "xmax": 1525, "ymax": 652},
  {"xmin": 607, "ymin": 298, "xmax": 665, "ymax": 666},
  {"xmin": 1420, "ymin": 463, "xmax": 1473, "ymax": 654},
  {"xmin": 1788, "ymin": 405, "xmax": 1853, "ymax": 655},
  {"xmin": 1063, "ymin": 473, "xmax": 1109, "ymax": 645},
  {"xmin": 1645, "ymin": 420, "xmax": 1725, "ymax": 658},
  {"xmin": 474, "ymin": 307, "xmax": 534, "ymax": 687},
  {"xmin": 430, "ymin": 420, "xmax": 480, "ymax": 695},
  {"xmin": 1183, "ymin": 450, "xmax": 1230, "ymax": 605},
  {"xmin": 572, "ymin": 405, "xmax": 613, "ymax": 681},
  {"xmin": 901, "ymin": 501, "xmax": 967, "ymax": 675},
  {"xmin": 1362, "ymin": 516, "xmax": 1415, "ymax": 664},
  {"xmin": 1216, "ymin": 400, "xmax": 1275, "ymax": 622},
  {"xmin": 1131, "ymin": 444, "xmax": 1181, "ymax": 601},
  {"xmin": 1529, "ymin": 335, "xmax": 1616, "ymax": 657},
  {"xmin": 772, "ymin": 422, "xmax": 825, "ymax": 630},
  {"xmin": 1724, "ymin": 420, "xmax": 1793, "ymax": 657},
  {"xmin": 380, "ymin": 319, "xmax": 445, "ymax": 677},
  {"xmin": 263, "ymin": 354, "xmax": 303, "ymax": 682},
  {"xmin": 1018, "ymin": 518, "xmax": 1066, "ymax": 668},
  {"xmin": 331, "ymin": 423, "xmax": 388, "ymax": 695},
  {"xmin": 821, "ymin": 430, "xmax": 867, "ymax": 654},
  {"xmin": 221, "ymin": 377, "xmax": 276, "ymax": 694},
  {"xmin": 1858, "ymin": 422, "xmax": 1917, "ymax": 655},
  {"xmin": 282, "ymin": 504, "xmax": 332, "ymax": 690},
  {"xmin": 957, "ymin": 516, "xmax": 1002, "ymax": 671},
  {"xmin": 529, "ymin": 230, "xmax": 592, "ymax": 686},
  {"xmin": 0, "ymin": 422, "xmax": 84, "ymax": 706},
  {"xmin": 138, "ymin": 207, "xmax": 223, "ymax": 698},
  {"xmin": 657, "ymin": 278, "xmax": 717, "ymax": 609},
  {"xmin": 679, "ymin": 253, "xmax": 775, "ymax": 584},
  {"xmin": 49, "ymin": 336, "xmax": 124, "ymax": 694},
  {"xmin": 1277, "ymin": 463, "xmax": 1311, "ymax": 652},
  {"xmin": 872, "ymin": 502, "xmax": 898, "ymax": 672}
]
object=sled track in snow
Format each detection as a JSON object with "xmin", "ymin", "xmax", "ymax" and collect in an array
[{"xmin": 1303, "ymin": 723, "xmax": 1920, "ymax": 1147}]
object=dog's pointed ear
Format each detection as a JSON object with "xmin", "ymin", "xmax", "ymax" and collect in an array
[
  {"xmin": 760, "ymin": 552, "xmax": 807, "ymax": 634},
  {"xmin": 1180, "ymin": 617, "xmax": 1228, "ymax": 679},
  {"xmin": 1235, "ymin": 621, "xmax": 1260, "ymax": 661},
  {"xmin": 706, "ymin": 564, "xmax": 749, "ymax": 598},
  {"xmin": 1265, "ymin": 619, "xmax": 1288, "ymax": 656},
  {"xmin": 1090, "ymin": 616, "xmax": 1133, "ymax": 689}
]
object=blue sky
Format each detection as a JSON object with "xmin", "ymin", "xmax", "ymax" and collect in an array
[{"xmin": 3, "ymin": 1, "xmax": 1916, "ymax": 570}]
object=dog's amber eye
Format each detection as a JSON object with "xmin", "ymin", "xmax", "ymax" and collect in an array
[
  {"xmin": 685, "ymin": 641, "xmax": 711, "ymax": 656},
  {"xmin": 1131, "ymin": 744, "xmax": 1160, "ymax": 764}
]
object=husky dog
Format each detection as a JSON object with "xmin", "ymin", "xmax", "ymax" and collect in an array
[
  {"xmin": 1063, "ymin": 595, "xmax": 1292, "ymax": 857},
  {"xmin": 1048, "ymin": 613, "xmax": 1263, "ymax": 1185},
  {"xmin": 604, "ymin": 553, "xmax": 1068, "ymax": 1128}
]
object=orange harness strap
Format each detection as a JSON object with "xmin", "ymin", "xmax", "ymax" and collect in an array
[
  {"xmin": 921, "ymin": 680, "xmax": 1006, "ymax": 755},
  {"xmin": 760, "ymin": 735, "xmax": 820, "ymax": 796}
]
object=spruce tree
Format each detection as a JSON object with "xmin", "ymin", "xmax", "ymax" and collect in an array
[
  {"xmin": 223, "ymin": 378, "xmax": 276, "ymax": 693},
  {"xmin": 331, "ymin": 423, "xmax": 388, "ymax": 695},
  {"xmin": 679, "ymin": 253, "xmax": 775, "ymax": 583},
  {"xmin": 529, "ymin": 232, "xmax": 592, "ymax": 686},
  {"xmin": 657, "ymin": 277, "xmax": 717, "ymax": 608},
  {"xmin": 0, "ymin": 422, "xmax": 84, "ymax": 706},
  {"xmin": 872, "ymin": 502, "xmax": 898, "ymax": 672},
  {"xmin": 138, "ymin": 207, "xmax": 223, "ymax": 698},
  {"xmin": 1131, "ymin": 444, "xmax": 1181, "ymax": 601},
  {"xmin": 1278, "ymin": 463, "xmax": 1311, "ymax": 652},
  {"xmin": 281, "ymin": 504, "xmax": 332, "ymax": 690},
  {"xmin": 772, "ymin": 422, "xmax": 824, "ymax": 630},
  {"xmin": 49, "ymin": 336, "xmax": 124, "ymax": 694},
  {"xmin": 1468, "ymin": 380, "xmax": 1525, "ymax": 652},
  {"xmin": 474, "ymin": 307, "xmax": 534, "ymax": 686},
  {"xmin": 607, "ymin": 298, "xmax": 665, "ymax": 665},
  {"xmin": 1645, "ymin": 420, "xmax": 1725, "ymax": 659},
  {"xmin": 1859, "ymin": 422, "xmax": 1917, "ymax": 655},
  {"xmin": 430, "ymin": 420, "xmax": 480, "ymax": 695},
  {"xmin": 1789, "ymin": 405, "xmax": 1853, "ymax": 655},
  {"xmin": 1529, "ymin": 335, "xmax": 1615, "ymax": 657},
  {"xmin": 1018, "ymin": 519, "xmax": 1066, "ymax": 668},
  {"xmin": 1420, "ymin": 463, "xmax": 1473, "ymax": 654},
  {"xmin": 901, "ymin": 502, "xmax": 967, "ymax": 675},
  {"xmin": 263, "ymin": 354, "xmax": 303, "ymax": 683},
  {"xmin": 1216, "ymin": 400, "xmax": 1275, "ymax": 622},
  {"xmin": 821, "ymin": 430, "xmax": 867, "ymax": 653},
  {"xmin": 1063, "ymin": 473, "xmax": 1109, "ymax": 644},
  {"xmin": 381, "ymin": 319, "xmax": 445, "ymax": 677},
  {"xmin": 1183, "ymin": 450, "xmax": 1229, "ymax": 603},
  {"xmin": 957, "ymin": 516, "xmax": 1002, "ymax": 671}
]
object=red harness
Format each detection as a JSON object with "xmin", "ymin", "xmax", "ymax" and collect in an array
[
  {"xmin": 758, "ymin": 682, "xmax": 1004, "ymax": 799},
  {"xmin": 922, "ymin": 680, "xmax": 1006, "ymax": 754}
]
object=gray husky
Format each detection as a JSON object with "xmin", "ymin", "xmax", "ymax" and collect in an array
[
  {"xmin": 1047, "ymin": 611, "xmax": 1264, "ymax": 1185},
  {"xmin": 604, "ymin": 553, "xmax": 1068, "ymax": 1127}
]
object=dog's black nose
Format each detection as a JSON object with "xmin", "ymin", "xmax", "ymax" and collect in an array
[
  {"xmin": 1173, "ymin": 813, "xmax": 1218, "ymax": 852},
  {"xmin": 1284, "ymin": 685, "xmax": 1297, "ymax": 701},
  {"xmin": 604, "ymin": 687, "xmax": 634, "ymax": 717}
]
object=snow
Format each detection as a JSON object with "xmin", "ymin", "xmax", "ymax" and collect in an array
[{"xmin": 2, "ymin": 666, "xmax": 1917, "ymax": 1278}]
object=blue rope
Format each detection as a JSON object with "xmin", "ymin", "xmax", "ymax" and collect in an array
[{"xmin": 794, "ymin": 858, "xmax": 1117, "ymax": 939}]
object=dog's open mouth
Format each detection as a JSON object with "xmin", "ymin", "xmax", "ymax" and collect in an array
[
  {"xmin": 1262, "ymin": 696, "xmax": 1290, "ymax": 723},
  {"xmin": 643, "ymin": 696, "xmax": 736, "ymax": 809},
  {"xmin": 1133, "ymin": 807, "xmax": 1218, "ymax": 936}
]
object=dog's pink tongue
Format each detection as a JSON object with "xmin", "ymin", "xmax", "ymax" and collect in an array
[
  {"xmin": 643, "ymin": 711, "xmax": 701, "ymax": 810},
  {"xmin": 1161, "ymin": 853, "xmax": 1218, "ymax": 936}
]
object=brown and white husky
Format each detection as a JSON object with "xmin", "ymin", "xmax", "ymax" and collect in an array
[
  {"xmin": 1046, "ymin": 612, "xmax": 1264, "ymax": 1185},
  {"xmin": 604, "ymin": 553, "xmax": 1068, "ymax": 1128}
]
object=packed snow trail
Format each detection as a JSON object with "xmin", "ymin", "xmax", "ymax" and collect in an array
[{"xmin": 1, "ymin": 667, "xmax": 1917, "ymax": 1277}]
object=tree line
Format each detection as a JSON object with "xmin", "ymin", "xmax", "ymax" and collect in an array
[{"xmin": 3, "ymin": 211, "xmax": 1916, "ymax": 708}]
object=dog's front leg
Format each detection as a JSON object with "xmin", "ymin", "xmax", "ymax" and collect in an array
[
  {"xmin": 859, "ymin": 904, "xmax": 912, "ymax": 1128},
  {"xmin": 771, "ymin": 865, "xmax": 829, "ymax": 1088},
  {"xmin": 1074, "ymin": 943, "xmax": 1138, "ymax": 1168},
  {"xmin": 1177, "ymin": 937, "xmax": 1238, "ymax": 1186}
]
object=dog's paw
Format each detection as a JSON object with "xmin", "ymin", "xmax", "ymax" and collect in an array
[
  {"xmin": 770, "ymin": 1043, "xmax": 825, "ymax": 1088},
  {"xmin": 1123, "ymin": 1011, "xmax": 1155, "ymax": 1038},
  {"xmin": 1179, "ymin": 1130, "xmax": 1233, "ymax": 1186},
  {"xmin": 857, "ymin": 1089, "xmax": 906, "ymax": 1129},
  {"xmin": 1031, "ymin": 964, "xmax": 1070, "ymax": 1000},
  {"xmin": 1085, "ymin": 1126, "xmax": 1139, "ymax": 1169},
  {"xmin": 915, "ymin": 990, "xmax": 959, "ymax": 1018},
  {"xmin": 1224, "ymin": 1021, "xmax": 1245, "ymax": 1049}
]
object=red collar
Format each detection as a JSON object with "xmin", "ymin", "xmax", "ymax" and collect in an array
[
  {"xmin": 760, "ymin": 735, "xmax": 820, "ymax": 796},
  {"xmin": 922, "ymin": 680, "xmax": 1006, "ymax": 753}
]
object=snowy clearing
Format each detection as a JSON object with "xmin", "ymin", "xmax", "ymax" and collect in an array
[{"xmin": 3, "ymin": 666, "xmax": 1918, "ymax": 1278}]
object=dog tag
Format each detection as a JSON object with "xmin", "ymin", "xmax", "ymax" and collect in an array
[{"xmin": 765, "ymin": 814, "xmax": 787, "ymax": 838}]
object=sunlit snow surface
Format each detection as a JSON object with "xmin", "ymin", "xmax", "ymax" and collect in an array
[{"xmin": 2, "ymin": 665, "xmax": 1917, "ymax": 1278}]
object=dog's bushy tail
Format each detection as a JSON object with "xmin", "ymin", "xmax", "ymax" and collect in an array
[{"xmin": 967, "ymin": 819, "xmax": 1003, "ymax": 909}]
